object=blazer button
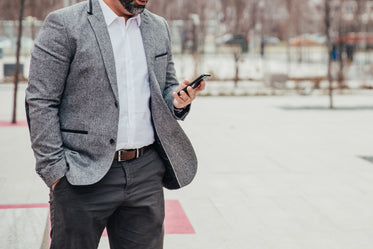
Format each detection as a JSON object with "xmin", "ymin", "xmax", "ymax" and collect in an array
[
  {"xmin": 110, "ymin": 139, "xmax": 115, "ymax": 145},
  {"xmin": 114, "ymin": 101, "xmax": 118, "ymax": 108}
]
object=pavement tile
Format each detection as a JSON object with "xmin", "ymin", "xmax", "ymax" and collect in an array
[{"xmin": 0, "ymin": 208, "xmax": 48, "ymax": 249}]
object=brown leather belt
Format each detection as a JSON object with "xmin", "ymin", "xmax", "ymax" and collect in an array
[{"xmin": 114, "ymin": 144, "xmax": 152, "ymax": 162}]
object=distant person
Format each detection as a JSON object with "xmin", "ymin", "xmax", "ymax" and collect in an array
[
  {"xmin": 346, "ymin": 44, "xmax": 354, "ymax": 63},
  {"xmin": 25, "ymin": 0, "xmax": 204, "ymax": 248},
  {"xmin": 260, "ymin": 39, "xmax": 265, "ymax": 57},
  {"xmin": 331, "ymin": 44, "xmax": 339, "ymax": 61}
]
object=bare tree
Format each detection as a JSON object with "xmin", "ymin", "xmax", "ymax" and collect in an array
[
  {"xmin": 325, "ymin": 0, "xmax": 334, "ymax": 109},
  {"xmin": 218, "ymin": 0, "xmax": 250, "ymax": 86},
  {"xmin": 233, "ymin": 0, "xmax": 248, "ymax": 33},
  {"xmin": 336, "ymin": 0, "xmax": 347, "ymax": 90},
  {"xmin": 0, "ymin": 1, "xmax": 19, "ymax": 20},
  {"xmin": 284, "ymin": 0, "xmax": 294, "ymax": 73},
  {"xmin": 12, "ymin": 0, "xmax": 25, "ymax": 124},
  {"xmin": 0, "ymin": 0, "xmax": 78, "ymax": 21}
]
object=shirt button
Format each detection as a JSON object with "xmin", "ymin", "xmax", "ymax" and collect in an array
[{"xmin": 110, "ymin": 139, "xmax": 115, "ymax": 145}]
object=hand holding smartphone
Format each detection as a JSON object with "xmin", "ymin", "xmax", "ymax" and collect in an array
[{"xmin": 177, "ymin": 73, "xmax": 211, "ymax": 96}]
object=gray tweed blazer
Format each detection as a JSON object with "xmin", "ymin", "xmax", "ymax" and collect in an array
[{"xmin": 25, "ymin": 0, "xmax": 197, "ymax": 190}]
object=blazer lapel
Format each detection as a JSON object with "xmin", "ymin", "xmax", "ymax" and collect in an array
[
  {"xmin": 140, "ymin": 11, "xmax": 156, "ymax": 81},
  {"xmin": 87, "ymin": 0, "xmax": 118, "ymax": 101}
]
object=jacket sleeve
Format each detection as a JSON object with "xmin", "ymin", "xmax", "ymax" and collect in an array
[
  {"xmin": 25, "ymin": 11, "xmax": 72, "ymax": 188},
  {"xmin": 161, "ymin": 18, "xmax": 191, "ymax": 121}
]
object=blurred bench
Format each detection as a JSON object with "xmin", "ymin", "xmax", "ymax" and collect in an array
[
  {"xmin": 289, "ymin": 76, "xmax": 325, "ymax": 90},
  {"xmin": 264, "ymin": 73, "xmax": 288, "ymax": 89}
]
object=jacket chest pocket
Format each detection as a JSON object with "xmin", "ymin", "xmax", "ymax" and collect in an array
[{"xmin": 154, "ymin": 52, "xmax": 168, "ymax": 88}]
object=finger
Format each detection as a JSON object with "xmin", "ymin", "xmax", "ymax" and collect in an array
[
  {"xmin": 183, "ymin": 79, "xmax": 191, "ymax": 86},
  {"xmin": 174, "ymin": 90, "xmax": 189, "ymax": 103},
  {"xmin": 186, "ymin": 86, "xmax": 196, "ymax": 100},
  {"xmin": 195, "ymin": 80, "xmax": 206, "ymax": 92},
  {"xmin": 173, "ymin": 91, "xmax": 184, "ymax": 103},
  {"xmin": 52, "ymin": 178, "xmax": 61, "ymax": 190},
  {"xmin": 179, "ymin": 80, "xmax": 190, "ymax": 89},
  {"xmin": 179, "ymin": 90, "xmax": 190, "ymax": 102},
  {"xmin": 173, "ymin": 92, "xmax": 187, "ymax": 108}
]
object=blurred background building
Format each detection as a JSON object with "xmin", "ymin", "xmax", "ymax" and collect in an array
[{"xmin": 0, "ymin": 0, "xmax": 372, "ymax": 94}]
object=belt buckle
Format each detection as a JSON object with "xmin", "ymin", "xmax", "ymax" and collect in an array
[
  {"xmin": 117, "ymin": 149, "xmax": 140, "ymax": 162},
  {"xmin": 117, "ymin": 150, "xmax": 124, "ymax": 162},
  {"xmin": 135, "ymin": 148, "xmax": 140, "ymax": 159}
]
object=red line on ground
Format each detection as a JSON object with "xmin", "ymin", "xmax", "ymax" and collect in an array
[
  {"xmin": 0, "ymin": 203, "xmax": 49, "ymax": 209},
  {"xmin": 0, "ymin": 200, "xmax": 195, "ymax": 235},
  {"xmin": 0, "ymin": 120, "xmax": 28, "ymax": 127},
  {"xmin": 164, "ymin": 200, "xmax": 195, "ymax": 234}
]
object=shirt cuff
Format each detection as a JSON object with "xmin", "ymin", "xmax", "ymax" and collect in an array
[{"xmin": 173, "ymin": 104, "xmax": 191, "ymax": 120}]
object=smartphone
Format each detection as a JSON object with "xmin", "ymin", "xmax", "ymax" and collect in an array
[{"xmin": 177, "ymin": 73, "xmax": 211, "ymax": 96}]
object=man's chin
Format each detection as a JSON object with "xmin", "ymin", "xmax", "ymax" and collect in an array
[
  {"xmin": 127, "ymin": 4, "xmax": 146, "ymax": 15},
  {"xmin": 130, "ymin": 6, "xmax": 145, "ymax": 15},
  {"xmin": 119, "ymin": 0, "xmax": 146, "ymax": 15}
]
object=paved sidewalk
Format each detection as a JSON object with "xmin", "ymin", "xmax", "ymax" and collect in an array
[{"xmin": 1, "ymin": 83, "xmax": 373, "ymax": 249}]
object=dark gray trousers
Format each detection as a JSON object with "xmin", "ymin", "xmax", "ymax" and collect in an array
[{"xmin": 49, "ymin": 148, "xmax": 166, "ymax": 249}]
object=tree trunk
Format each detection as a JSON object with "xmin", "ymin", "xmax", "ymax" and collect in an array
[
  {"xmin": 286, "ymin": 0, "xmax": 292, "ymax": 75},
  {"xmin": 234, "ymin": 52, "xmax": 240, "ymax": 87},
  {"xmin": 337, "ymin": 28, "xmax": 345, "ymax": 90},
  {"xmin": 12, "ymin": 0, "xmax": 25, "ymax": 124},
  {"xmin": 325, "ymin": 0, "xmax": 333, "ymax": 109}
]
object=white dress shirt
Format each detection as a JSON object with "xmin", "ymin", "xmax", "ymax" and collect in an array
[{"xmin": 99, "ymin": 0, "xmax": 155, "ymax": 150}]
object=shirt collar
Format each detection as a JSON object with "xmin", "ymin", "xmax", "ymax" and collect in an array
[{"xmin": 98, "ymin": 0, "xmax": 141, "ymax": 27}]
